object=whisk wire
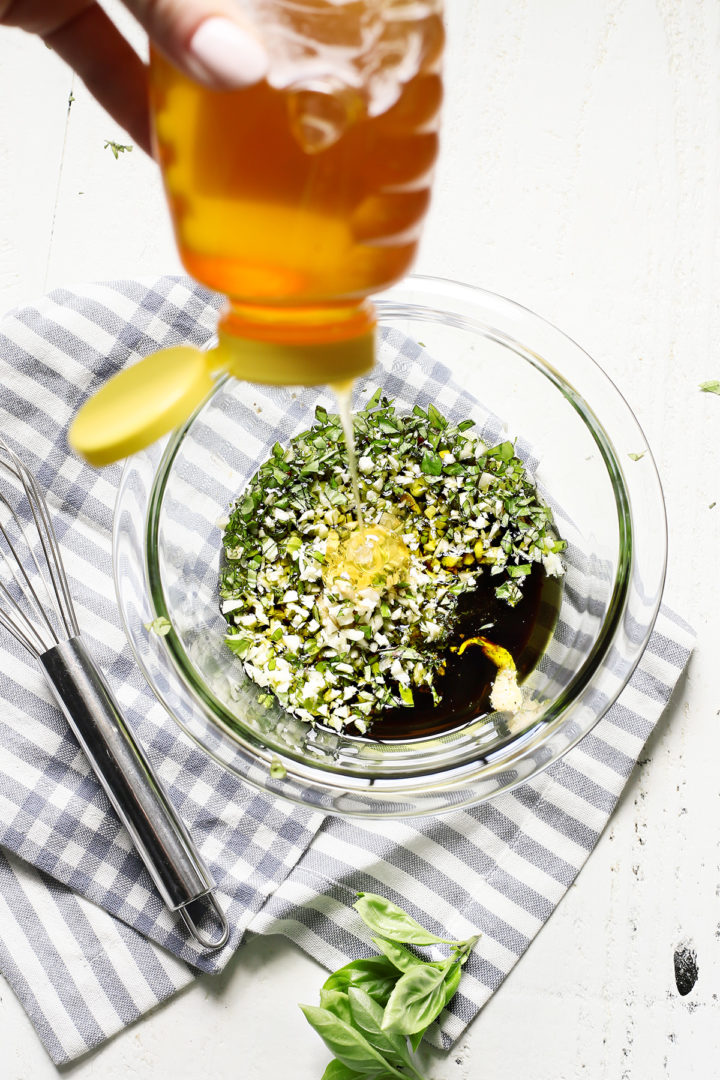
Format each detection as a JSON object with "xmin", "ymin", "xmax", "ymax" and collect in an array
[
  {"xmin": 21, "ymin": 462, "xmax": 79, "ymax": 640},
  {"xmin": 0, "ymin": 603, "xmax": 45, "ymax": 655},
  {"xmin": 0, "ymin": 439, "xmax": 80, "ymax": 657},
  {"xmin": 0, "ymin": 501, "xmax": 61, "ymax": 654},
  {"xmin": 0, "ymin": 577, "xmax": 48, "ymax": 655}
]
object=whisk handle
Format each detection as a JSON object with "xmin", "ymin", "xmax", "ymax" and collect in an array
[{"xmin": 40, "ymin": 636, "xmax": 229, "ymax": 949}]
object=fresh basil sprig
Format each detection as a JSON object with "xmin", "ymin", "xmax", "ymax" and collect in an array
[{"xmin": 301, "ymin": 893, "xmax": 480, "ymax": 1079}]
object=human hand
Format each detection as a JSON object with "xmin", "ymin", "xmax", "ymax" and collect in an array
[{"xmin": 0, "ymin": 1, "xmax": 269, "ymax": 153}]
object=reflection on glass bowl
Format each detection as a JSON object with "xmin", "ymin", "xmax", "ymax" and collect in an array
[{"xmin": 113, "ymin": 276, "xmax": 666, "ymax": 818}]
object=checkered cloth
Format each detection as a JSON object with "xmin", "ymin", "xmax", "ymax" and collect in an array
[{"xmin": 0, "ymin": 278, "xmax": 694, "ymax": 1064}]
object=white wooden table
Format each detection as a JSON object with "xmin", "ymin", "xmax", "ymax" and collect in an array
[{"xmin": 1, "ymin": 2, "xmax": 718, "ymax": 1076}]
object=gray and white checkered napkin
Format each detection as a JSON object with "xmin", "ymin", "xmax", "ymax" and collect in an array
[{"xmin": 0, "ymin": 278, "xmax": 694, "ymax": 1064}]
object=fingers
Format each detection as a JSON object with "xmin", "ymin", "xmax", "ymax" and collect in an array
[
  {"xmin": 45, "ymin": 3, "xmax": 152, "ymax": 152},
  {"xmin": 0, "ymin": 0, "xmax": 94, "ymax": 35},
  {"xmin": 122, "ymin": 0, "xmax": 268, "ymax": 89}
]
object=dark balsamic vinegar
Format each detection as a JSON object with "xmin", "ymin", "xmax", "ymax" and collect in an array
[{"xmin": 371, "ymin": 566, "xmax": 563, "ymax": 742}]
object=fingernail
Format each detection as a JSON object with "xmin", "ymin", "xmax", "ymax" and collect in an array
[{"xmin": 188, "ymin": 17, "xmax": 269, "ymax": 88}]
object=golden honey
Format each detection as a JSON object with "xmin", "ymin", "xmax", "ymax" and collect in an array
[{"xmin": 149, "ymin": 16, "xmax": 442, "ymax": 349}]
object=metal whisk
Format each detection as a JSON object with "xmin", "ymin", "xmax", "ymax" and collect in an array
[{"xmin": 0, "ymin": 438, "xmax": 229, "ymax": 950}]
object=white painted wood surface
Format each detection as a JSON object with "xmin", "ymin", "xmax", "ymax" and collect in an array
[{"xmin": 0, "ymin": 1, "xmax": 717, "ymax": 1076}]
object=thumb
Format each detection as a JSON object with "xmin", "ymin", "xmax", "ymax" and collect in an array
[{"xmin": 124, "ymin": 0, "xmax": 269, "ymax": 89}]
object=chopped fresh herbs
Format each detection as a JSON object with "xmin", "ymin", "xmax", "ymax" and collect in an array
[
  {"xmin": 144, "ymin": 615, "xmax": 171, "ymax": 636},
  {"xmin": 104, "ymin": 140, "xmax": 133, "ymax": 159},
  {"xmin": 220, "ymin": 394, "xmax": 564, "ymax": 733},
  {"xmin": 628, "ymin": 451, "xmax": 646, "ymax": 461},
  {"xmin": 301, "ymin": 892, "xmax": 480, "ymax": 1078},
  {"xmin": 420, "ymin": 451, "xmax": 442, "ymax": 475},
  {"xmin": 269, "ymin": 756, "xmax": 287, "ymax": 779},
  {"xmin": 700, "ymin": 380, "xmax": 720, "ymax": 395}
]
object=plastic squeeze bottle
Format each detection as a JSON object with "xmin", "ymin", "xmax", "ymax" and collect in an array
[{"xmin": 70, "ymin": 0, "xmax": 444, "ymax": 466}]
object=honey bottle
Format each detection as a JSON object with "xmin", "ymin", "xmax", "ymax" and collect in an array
[{"xmin": 70, "ymin": 1, "xmax": 444, "ymax": 466}]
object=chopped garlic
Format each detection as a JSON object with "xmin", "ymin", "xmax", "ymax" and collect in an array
[
  {"xmin": 220, "ymin": 394, "xmax": 565, "ymax": 733},
  {"xmin": 489, "ymin": 666, "xmax": 524, "ymax": 712}
]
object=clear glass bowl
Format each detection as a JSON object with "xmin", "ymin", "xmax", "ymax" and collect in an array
[{"xmin": 113, "ymin": 276, "xmax": 667, "ymax": 817}]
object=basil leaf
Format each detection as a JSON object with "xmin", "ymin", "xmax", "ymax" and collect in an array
[
  {"xmin": 398, "ymin": 685, "xmax": 414, "ymax": 707},
  {"xmin": 347, "ymin": 988, "xmax": 408, "ymax": 1065},
  {"xmin": 300, "ymin": 1005, "xmax": 395, "ymax": 1075},
  {"xmin": 408, "ymin": 1030, "xmax": 425, "ymax": 1053},
  {"xmin": 320, "ymin": 989, "xmax": 353, "ymax": 1026},
  {"xmin": 408, "ymin": 1023, "xmax": 425, "ymax": 1049},
  {"xmin": 378, "ymin": 418, "xmax": 401, "ymax": 435},
  {"xmin": 486, "ymin": 440, "xmax": 515, "ymax": 461},
  {"xmin": 371, "ymin": 937, "xmax": 424, "ymax": 974},
  {"xmin": 507, "ymin": 563, "xmax": 531, "ymax": 578},
  {"xmin": 381, "ymin": 964, "xmax": 449, "ymax": 1035},
  {"xmin": 427, "ymin": 403, "xmax": 447, "ymax": 430},
  {"xmin": 224, "ymin": 636, "xmax": 251, "ymax": 656},
  {"xmin": 354, "ymin": 894, "xmax": 458, "ymax": 946},
  {"xmin": 323, "ymin": 956, "xmax": 399, "ymax": 1005},
  {"xmin": 321, "ymin": 1059, "xmax": 399, "ymax": 1080},
  {"xmin": 401, "ymin": 961, "xmax": 462, "ymax": 1053},
  {"xmin": 420, "ymin": 452, "xmax": 442, "ymax": 476},
  {"xmin": 320, "ymin": 1063, "xmax": 367, "ymax": 1080}
]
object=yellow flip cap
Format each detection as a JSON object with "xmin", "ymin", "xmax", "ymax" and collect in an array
[
  {"xmin": 68, "ymin": 347, "xmax": 216, "ymax": 467},
  {"xmin": 69, "ymin": 329, "xmax": 376, "ymax": 468}
]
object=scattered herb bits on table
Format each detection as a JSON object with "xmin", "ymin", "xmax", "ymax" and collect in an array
[{"xmin": 219, "ymin": 391, "xmax": 565, "ymax": 736}]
